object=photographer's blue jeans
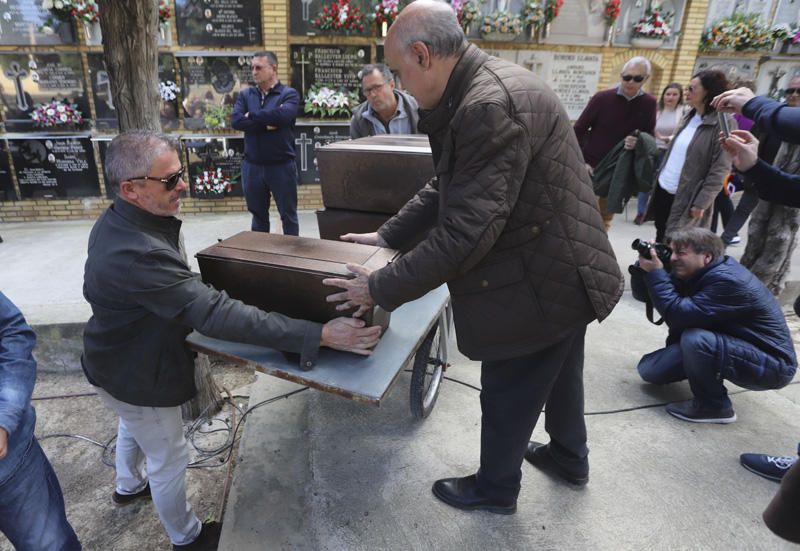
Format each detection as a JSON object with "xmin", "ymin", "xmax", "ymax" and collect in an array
[
  {"xmin": 637, "ymin": 328, "xmax": 796, "ymax": 410},
  {"xmin": 0, "ymin": 437, "xmax": 81, "ymax": 551}
]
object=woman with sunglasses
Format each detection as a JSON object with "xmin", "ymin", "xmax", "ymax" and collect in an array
[
  {"xmin": 649, "ymin": 70, "xmax": 733, "ymax": 242},
  {"xmin": 635, "ymin": 82, "xmax": 687, "ymax": 225}
]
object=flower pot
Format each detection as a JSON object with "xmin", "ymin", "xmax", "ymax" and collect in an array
[
  {"xmin": 538, "ymin": 22, "xmax": 551, "ymax": 41},
  {"xmin": 83, "ymin": 21, "xmax": 102, "ymax": 45},
  {"xmin": 630, "ymin": 36, "xmax": 663, "ymax": 49},
  {"xmin": 482, "ymin": 31, "xmax": 518, "ymax": 42}
]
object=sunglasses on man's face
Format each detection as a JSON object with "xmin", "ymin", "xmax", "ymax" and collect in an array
[
  {"xmin": 131, "ymin": 166, "xmax": 185, "ymax": 191},
  {"xmin": 784, "ymin": 87, "xmax": 800, "ymax": 96},
  {"xmin": 622, "ymin": 74, "xmax": 646, "ymax": 83}
]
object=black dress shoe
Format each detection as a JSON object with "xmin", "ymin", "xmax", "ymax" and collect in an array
[
  {"xmin": 431, "ymin": 474, "xmax": 516, "ymax": 515},
  {"xmin": 112, "ymin": 483, "xmax": 152, "ymax": 506},
  {"xmin": 524, "ymin": 442, "xmax": 588, "ymax": 486}
]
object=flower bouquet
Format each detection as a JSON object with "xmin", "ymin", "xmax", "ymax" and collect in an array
[
  {"xmin": 194, "ymin": 168, "xmax": 234, "ymax": 197},
  {"xmin": 159, "ymin": 81, "xmax": 180, "ymax": 102},
  {"xmin": 373, "ymin": 0, "xmax": 400, "ymax": 36},
  {"xmin": 770, "ymin": 23, "xmax": 800, "ymax": 53},
  {"xmin": 29, "ymin": 99, "xmax": 84, "ymax": 128},
  {"xmin": 40, "ymin": 0, "xmax": 99, "ymax": 34},
  {"xmin": 312, "ymin": 0, "xmax": 369, "ymax": 35},
  {"xmin": 521, "ymin": 0, "xmax": 544, "ymax": 39},
  {"xmin": 203, "ymin": 103, "xmax": 232, "ymax": 129},
  {"xmin": 481, "ymin": 10, "xmax": 523, "ymax": 41},
  {"xmin": 603, "ymin": 0, "xmax": 620, "ymax": 44},
  {"xmin": 159, "ymin": 0, "xmax": 171, "ymax": 24},
  {"xmin": 304, "ymin": 84, "xmax": 360, "ymax": 118},
  {"xmin": 699, "ymin": 13, "xmax": 772, "ymax": 51},
  {"xmin": 451, "ymin": 0, "xmax": 482, "ymax": 33},
  {"xmin": 543, "ymin": 0, "xmax": 564, "ymax": 24},
  {"xmin": 631, "ymin": 6, "xmax": 673, "ymax": 47}
]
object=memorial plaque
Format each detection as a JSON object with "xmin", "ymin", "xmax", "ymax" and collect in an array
[
  {"xmin": 756, "ymin": 61, "xmax": 800, "ymax": 99},
  {"xmin": 0, "ymin": 53, "xmax": 89, "ymax": 132},
  {"xmin": 548, "ymin": 0, "xmax": 605, "ymax": 45},
  {"xmin": 289, "ymin": 0, "xmax": 373, "ymax": 36},
  {"xmin": 694, "ymin": 57, "xmax": 756, "ymax": 81},
  {"xmin": 0, "ymin": 140, "xmax": 16, "ymax": 201},
  {"xmin": 0, "ymin": 0, "xmax": 76, "ymax": 45},
  {"xmin": 175, "ymin": 0, "xmax": 262, "ymax": 46},
  {"xmin": 183, "ymin": 136, "xmax": 245, "ymax": 199},
  {"xmin": 290, "ymin": 44, "xmax": 370, "ymax": 102},
  {"xmin": 87, "ymin": 53, "xmax": 179, "ymax": 131},
  {"xmin": 9, "ymin": 136, "xmax": 100, "ymax": 198},
  {"xmin": 293, "ymin": 123, "xmax": 350, "ymax": 184},
  {"xmin": 178, "ymin": 53, "xmax": 252, "ymax": 130},
  {"xmin": 515, "ymin": 51, "xmax": 601, "ymax": 120}
]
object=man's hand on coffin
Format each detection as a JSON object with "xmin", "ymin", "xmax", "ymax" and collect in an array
[
  {"xmin": 339, "ymin": 232, "xmax": 389, "ymax": 247},
  {"xmin": 323, "ymin": 263, "xmax": 376, "ymax": 318},
  {"xmin": 321, "ymin": 317, "xmax": 382, "ymax": 355}
]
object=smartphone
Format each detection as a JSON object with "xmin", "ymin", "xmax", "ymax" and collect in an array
[{"xmin": 718, "ymin": 112, "xmax": 731, "ymax": 138}]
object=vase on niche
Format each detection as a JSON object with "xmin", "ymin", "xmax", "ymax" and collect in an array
[
  {"xmin": 773, "ymin": 39, "xmax": 790, "ymax": 54},
  {"xmin": 482, "ymin": 31, "xmax": 517, "ymax": 42},
  {"xmin": 604, "ymin": 25, "xmax": 614, "ymax": 46},
  {"xmin": 630, "ymin": 36, "xmax": 662, "ymax": 49},
  {"xmin": 538, "ymin": 22, "xmax": 550, "ymax": 42}
]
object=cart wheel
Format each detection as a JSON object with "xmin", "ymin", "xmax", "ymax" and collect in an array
[{"xmin": 410, "ymin": 322, "xmax": 445, "ymax": 419}]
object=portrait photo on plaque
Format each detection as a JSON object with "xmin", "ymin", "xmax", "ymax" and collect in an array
[
  {"xmin": 178, "ymin": 54, "xmax": 253, "ymax": 130},
  {"xmin": 183, "ymin": 136, "xmax": 245, "ymax": 199},
  {"xmin": 0, "ymin": 139, "xmax": 16, "ymax": 201},
  {"xmin": 293, "ymin": 124, "xmax": 350, "ymax": 184},
  {"xmin": 9, "ymin": 137, "xmax": 100, "ymax": 199},
  {"xmin": 0, "ymin": 0, "xmax": 77, "ymax": 46},
  {"xmin": 0, "ymin": 52, "xmax": 89, "ymax": 132},
  {"xmin": 175, "ymin": 0, "xmax": 262, "ymax": 46},
  {"xmin": 87, "ymin": 53, "xmax": 179, "ymax": 131}
]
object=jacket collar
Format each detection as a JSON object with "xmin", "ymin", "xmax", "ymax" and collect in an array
[
  {"xmin": 112, "ymin": 196, "xmax": 183, "ymax": 235},
  {"xmin": 418, "ymin": 44, "xmax": 486, "ymax": 135}
]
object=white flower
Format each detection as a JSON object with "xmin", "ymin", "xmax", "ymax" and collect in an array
[
  {"xmin": 46, "ymin": 108, "xmax": 55, "ymax": 116},
  {"xmin": 60, "ymin": 113, "xmax": 68, "ymax": 122},
  {"xmin": 41, "ymin": 24, "xmax": 55, "ymax": 34},
  {"xmin": 53, "ymin": 0, "xmax": 63, "ymax": 9},
  {"xmin": 56, "ymin": 104, "xmax": 65, "ymax": 112},
  {"xmin": 339, "ymin": 4, "xmax": 349, "ymax": 24},
  {"xmin": 42, "ymin": 0, "xmax": 53, "ymax": 8}
]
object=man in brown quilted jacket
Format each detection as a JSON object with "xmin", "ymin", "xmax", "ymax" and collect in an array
[{"xmin": 324, "ymin": 0, "xmax": 623, "ymax": 514}]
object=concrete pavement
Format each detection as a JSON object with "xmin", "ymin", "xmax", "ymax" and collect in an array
[{"xmin": 1, "ymin": 205, "xmax": 798, "ymax": 549}]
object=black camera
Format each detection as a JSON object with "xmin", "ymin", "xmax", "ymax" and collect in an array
[{"xmin": 628, "ymin": 239, "xmax": 672, "ymax": 304}]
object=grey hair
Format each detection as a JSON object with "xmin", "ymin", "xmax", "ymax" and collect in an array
[
  {"xmin": 105, "ymin": 130, "xmax": 180, "ymax": 192},
  {"xmin": 253, "ymin": 51, "xmax": 278, "ymax": 66},
  {"xmin": 622, "ymin": 56, "xmax": 651, "ymax": 75},
  {"xmin": 358, "ymin": 63, "xmax": 394, "ymax": 83},
  {"xmin": 391, "ymin": 0, "xmax": 466, "ymax": 58},
  {"xmin": 668, "ymin": 228, "xmax": 725, "ymax": 262}
]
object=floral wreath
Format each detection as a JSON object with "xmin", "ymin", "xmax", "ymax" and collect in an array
[
  {"xmin": 29, "ymin": 99, "xmax": 83, "ymax": 127},
  {"xmin": 194, "ymin": 167, "xmax": 234, "ymax": 195}
]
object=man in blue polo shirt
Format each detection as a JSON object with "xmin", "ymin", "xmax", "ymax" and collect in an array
[{"xmin": 232, "ymin": 51, "xmax": 300, "ymax": 235}]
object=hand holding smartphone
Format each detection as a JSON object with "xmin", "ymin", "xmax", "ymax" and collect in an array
[{"xmin": 718, "ymin": 112, "xmax": 731, "ymax": 138}]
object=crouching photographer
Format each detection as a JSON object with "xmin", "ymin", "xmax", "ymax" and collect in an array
[{"xmin": 634, "ymin": 227, "xmax": 796, "ymax": 424}]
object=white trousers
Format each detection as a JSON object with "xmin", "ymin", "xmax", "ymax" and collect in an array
[{"xmin": 94, "ymin": 386, "xmax": 201, "ymax": 546}]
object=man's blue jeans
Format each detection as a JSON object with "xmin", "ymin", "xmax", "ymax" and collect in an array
[
  {"xmin": 0, "ymin": 437, "xmax": 80, "ymax": 550},
  {"xmin": 638, "ymin": 328, "xmax": 796, "ymax": 409}
]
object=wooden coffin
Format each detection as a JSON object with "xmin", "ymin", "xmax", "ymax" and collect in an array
[
  {"xmin": 316, "ymin": 208, "xmax": 392, "ymax": 242},
  {"xmin": 316, "ymin": 135, "xmax": 435, "ymax": 214},
  {"xmin": 196, "ymin": 232, "xmax": 397, "ymax": 328}
]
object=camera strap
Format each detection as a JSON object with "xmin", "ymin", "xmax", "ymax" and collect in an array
[{"xmin": 646, "ymin": 301, "xmax": 665, "ymax": 325}]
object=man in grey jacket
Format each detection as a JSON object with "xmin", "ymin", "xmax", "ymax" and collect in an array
[
  {"xmin": 82, "ymin": 131, "xmax": 381, "ymax": 550},
  {"xmin": 349, "ymin": 63, "xmax": 420, "ymax": 139}
]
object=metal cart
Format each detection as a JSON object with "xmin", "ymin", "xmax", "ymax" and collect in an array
[{"xmin": 187, "ymin": 285, "xmax": 452, "ymax": 419}]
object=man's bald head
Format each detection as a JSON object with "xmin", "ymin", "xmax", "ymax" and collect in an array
[{"xmin": 386, "ymin": 0, "xmax": 466, "ymax": 59}]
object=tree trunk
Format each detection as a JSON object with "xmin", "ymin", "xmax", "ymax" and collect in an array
[
  {"xmin": 97, "ymin": 0, "xmax": 161, "ymax": 131},
  {"xmin": 182, "ymin": 354, "xmax": 223, "ymax": 421},
  {"xmin": 740, "ymin": 199, "xmax": 800, "ymax": 296}
]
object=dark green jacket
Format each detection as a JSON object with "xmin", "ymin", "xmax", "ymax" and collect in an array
[
  {"xmin": 82, "ymin": 198, "xmax": 322, "ymax": 407},
  {"xmin": 592, "ymin": 132, "xmax": 658, "ymax": 213}
]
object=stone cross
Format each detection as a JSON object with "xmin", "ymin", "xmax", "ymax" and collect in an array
[
  {"xmin": 96, "ymin": 70, "xmax": 115, "ymax": 110},
  {"xmin": 294, "ymin": 132, "xmax": 313, "ymax": 171},
  {"xmin": 295, "ymin": 48, "xmax": 312, "ymax": 94},
  {"xmin": 5, "ymin": 62, "xmax": 29, "ymax": 111},
  {"xmin": 769, "ymin": 66, "xmax": 787, "ymax": 99}
]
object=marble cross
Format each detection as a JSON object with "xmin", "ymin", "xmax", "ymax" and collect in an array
[
  {"xmin": 294, "ymin": 132, "xmax": 313, "ymax": 171},
  {"xmin": 5, "ymin": 62, "xmax": 29, "ymax": 111}
]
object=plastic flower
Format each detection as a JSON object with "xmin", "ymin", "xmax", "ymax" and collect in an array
[
  {"xmin": 631, "ymin": 6, "xmax": 673, "ymax": 39},
  {"xmin": 30, "ymin": 99, "xmax": 83, "ymax": 128},
  {"xmin": 194, "ymin": 168, "xmax": 234, "ymax": 195},
  {"xmin": 603, "ymin": 0, "xmax": 620, "ymax": 26}
]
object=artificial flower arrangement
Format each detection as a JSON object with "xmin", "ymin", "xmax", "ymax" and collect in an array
[
  {"xmin": 699, "ymin": 12, "xmax": 772, "ymax": 51},
  {"xmin": 543, "ymin": 0, "xmax": 564, "ymax": 24},
  {"xmin": 481, "ymin": 10, "xmax": 523, "ymax": 38},
  {"xmin": 158, "ymin": 0, "xmax": 171, "ymax": 24},
  {"xmin": 40, "ymin": 0, "xmax": 98, "ymax": 33},
  {"xmin": 373, "ymin": 0, "xmax": 400, "ymax": 29},
  {"xmin": 194, "ymin": 168, "xmax": 235, "ymax": 196},
  {"xmin": 631, "ymin": 6, "xmax": 673, "ymax": 39},
  {"xmin": 304, "ymin": 84, "xmax": 360, "ymax": 118},
  {"xmin": 521, "ymin": 0, "xmax": 545, "ymax": 30},
  {"xmin": 312, "ymin": 0, "xmax": 369, "ymax": 35},
  {"xmin": 450, "ymin": 0, "xmax": 482, "ymax": 33},
  {"xmin": 159, "ymin": 80, "xmax": 180, "ymax": 102},
  {"xmin": 771, "ymin": 22, "xmax": 800, "ymax": 46},
  {"xmin": 603, "ymin": 0, "xmax": 621, "ymax": 27},
  {"xmin": 203, "ymin": 103, "xmax": 232, "ymax": 129},
  {"xmin": 29, "ymin": 99, "xmax": 84, "ymax": 128}
]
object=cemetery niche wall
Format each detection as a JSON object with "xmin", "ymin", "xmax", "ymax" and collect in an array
[
  {"xmin": 0, "ymin": 0, "xmax": 76, "ymax": 45},
  {"xmin": 178, "ymin": 53, "xmax": 252, "ymax": 131},
  {"xmin": 183, "ymin": 136, "xmax": 246, "ymax": 199}
]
